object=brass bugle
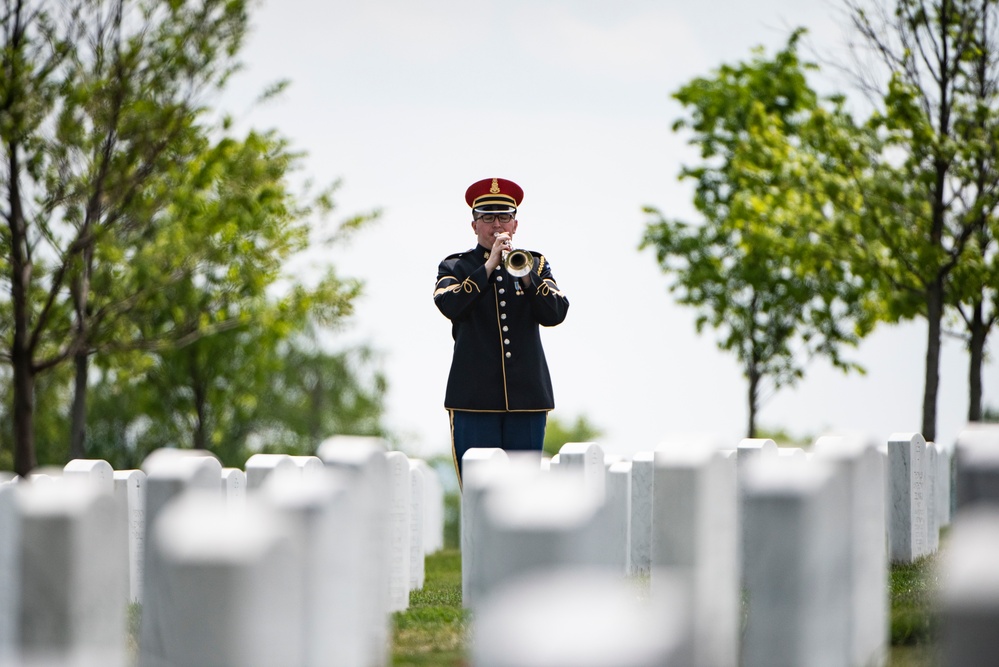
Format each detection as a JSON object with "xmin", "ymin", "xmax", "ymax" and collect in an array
[
  {"xmin": 494, "ymin": 231, "xmax": 534, "ymax": 277},
  {"xmin": 504, "ymin": 248, "xmax": 534, "ymax": 277}
]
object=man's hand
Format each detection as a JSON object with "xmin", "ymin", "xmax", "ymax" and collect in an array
[{"xmin": 484, "ymin": 232, "xmax": 513, "ymax": 273}]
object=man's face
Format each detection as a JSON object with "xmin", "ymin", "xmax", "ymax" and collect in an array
[{"xmin": 472, "ymin": 212, "xmax": 518, "ymax": 249}]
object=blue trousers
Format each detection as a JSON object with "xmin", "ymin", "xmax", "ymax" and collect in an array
[{"xmin": 449, "ymin": 410, "xmax": 547, "ymax": 489}]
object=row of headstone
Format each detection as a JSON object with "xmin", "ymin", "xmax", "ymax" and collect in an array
[
  {"xmin": 724, "ymin": 431, "xmax": 954, "ymax": 570},
  {"xmin": 0, "ymin": 438, "xmax": 445, "ymax": 667},
  {"xmin": 464, "ymin": 430, "xmax": 954, "ymax": 667}
]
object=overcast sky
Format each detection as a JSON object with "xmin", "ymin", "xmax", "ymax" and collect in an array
[{"xmin": 220, "ymin": 0, "xmax": 998, "ymax": 459}]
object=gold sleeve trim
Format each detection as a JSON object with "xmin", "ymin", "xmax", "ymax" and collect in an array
[
  {"xmin": 434, "ymin": 276, "xmax": 481, "ymax": 298},
  {"xmin": 536, "ymin": 278, "xmax": 564, "ymax": 297}
]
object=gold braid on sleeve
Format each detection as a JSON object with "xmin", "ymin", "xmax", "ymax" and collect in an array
[
  {"xmin": 536, "ymin": 279, "xmax": 564, "ymax": 297},
  {"xmin": 434, "ymin": 276, "xmax": 480, "ymax": 298}
]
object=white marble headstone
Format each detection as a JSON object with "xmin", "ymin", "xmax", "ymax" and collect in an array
[
  {"xmin": 63, "ymin": 459, "xmax": 114, "ymax": 496},
  {"xmin": 221, "ymin": 467, "xmax": 246, "ymax": 509},
  {"xmin": 813, "ymin": 434, "xmax": 888, "ymax": 667},
  {"xmin": 473, "ymin": 568, "xmax": 688, "ymax": 667},
  {"xmin": 629, "ymin": 451, "xmax": 655, "ymax": 576},
  {"xmin": 742, "ymin": 457, "xmax": 851, "ymax": 667},
  {"xmin": 261, "ymin": 464, "xmax": 364, "ymax": 667},
  {"xmin": 244, "ymin": 453, "xmax": 298, "ymax": 491},
  {"xmin": 138, "ymin": 449, "xmax": 222, "ymax": 667},
  {"xmin": 17, "ymin": 479, "xmax": 126, "ymax": 667},
  {"xmin": 289, "ymin": 455, "xmax": 325, "ymax": 481},
  {"xmin": 935, "ymin": 440, "xmax": 953, "ymax": 527},
  {"xmin": 385, "ymin": 451, "xmax": 412, "ymax": 612},
  {"xmin": 408, "ymin": 460, "xmax": 426, "ymax": 591},
  {"xmin": 477, "ymin": 473, "xmax": 606, "ymax": 607},
  {"xmin": 411, "ymin": 459, "xmax": 445, "ymax": 554},
  {"xmin": 462, "ymin": 448, "xmax": 511, "ymax": 608},
  {"xmin": 153, "ymin": 491, "xmax": 303, "ymax": 667},
  {"xmin": 736, "ymin": 438, "xmax": 778, "ymax": 489},
  {"xmin": 556, "ymin": 442, "xmax": 606, "ymax": 500},
  {"xmin": 736, "ymin": 438, "xmax": 778, "ymax": 574},
  {"xmin": 887, "ymin": 432, "xmax": 929, "ymax": 562},
  {"xmin": 317, "ymin": 435, "xmax": 392, "ymax": 667},
  {"xmin": 604, "ymin": 460, "xmax": 632, "ymax": 574},
  {"xmin": 777, "ymin": 447, "xmax": 806, "ymax": 460},
  {"xmin": 939, "ymin": 506, "xmax": 999, "ymax": 666},
  {"xmin": 926, "ymin": 442, "xmax": 940, "ymax": 553},
  {"xmin": 954, "ymin": 424, "xmax": 999, "ymax": 512},
  {"xmin": 113, "ymin": 469, "xmax": 146, "ymax": 604},
  {"xmin": 653, "ymin": 442, "xmax": 739, "ymax": 667},
  {"xmin": 0, "ymin": 484, "xmax": 20, "ymax": 665}
]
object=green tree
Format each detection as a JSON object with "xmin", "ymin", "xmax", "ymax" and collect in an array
[
  {"xmin": 87, "ymin": 129, "xmax": 369, "ymax": 459},
  {"xmin": 252, "ymin": 336, "xmax": 388, "ymax": 453},
  {"xmin": 0, "ymin": 0, "xmax": 374, "ymax": 475},
  {"xmin": 85, "ymin": 314, "xmax": 387, "ymax": 469},
  {"xmin": 67, "ymin": 126, "xmax": 328, "ymax": 460},
  {"xmin": 642, "ymin": 32, "xmax": 875, "ymax": 437},
  {"xmin": 949, "ymin": 2, "xmax": 999, "ymax": 423},
  {"xmin": 543, "ymin": 413, "xmax": 603, "ymax": 458},
  {"xmin": 844, "ymin": 0, "xmax": 998, "ymax": 439},
  {"xmin": 754, "ymin": 424, "xmax": 816, "ymax": 448},
  {"xmin": 1, "ymin": 0, "xmax": 257, "ymax": 475}
]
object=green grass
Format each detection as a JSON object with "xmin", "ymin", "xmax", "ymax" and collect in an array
[
  {"xmin": 889, "ymin": 553, "xmax": 940, "ymax": 666},
  {"xmin": 392, "ymin": 549, "xmax": 469, "ymax": 667}
]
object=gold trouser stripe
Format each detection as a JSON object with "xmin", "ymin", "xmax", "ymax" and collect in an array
[{"xmin": 449, "ymin": 410, "xmax": 462, "ymax": 492}]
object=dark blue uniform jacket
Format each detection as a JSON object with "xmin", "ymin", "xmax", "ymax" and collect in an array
[{"xmin": 434, "ymin": 245, "xmax": 569, "ymax": 412}]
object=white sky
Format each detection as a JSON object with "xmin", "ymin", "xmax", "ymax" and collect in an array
[{"xmin": 221, "ymin": 0, "xmax": 998, "ymax": 459}]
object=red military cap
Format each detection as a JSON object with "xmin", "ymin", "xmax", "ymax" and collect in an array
[{"xmin": 465, "ymin": 177, "xmax": 524, "ymax": 213}]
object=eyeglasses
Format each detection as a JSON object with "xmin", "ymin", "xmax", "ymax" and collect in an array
[{"xmin": 476, "ymin": 213, "xmax": 514, "ymax": 223}]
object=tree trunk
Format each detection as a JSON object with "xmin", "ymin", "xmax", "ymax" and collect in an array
[
  {"xmin": 309, "ymin": 374, "xmax": 323, "ymax": 445},
  {"xmin": 12, "ymin": 347, "xmax": 37, "ymax": 477},
  {"xmin": 69, "ymin": 351, "xmax": 89, "ymax": 460},
  {"xmin": 747, "ymin": 366, "xmax": 760, "ymax": 439},
  {"xmin": 968, "ymin": 300, "xmax": 986, "ymax": 423},
  {"xmin": 69, "ymin": 246, "xmax": 93, "ymax": 460},
  {"xmin": 922, "ymin": 279, "xmax": 944, "ymax": 442},
  {"xmin": 191, "ymin": 349, "xmax": 208, "ymax": 451},
  {"xmin": 8, "ymin": 136, "xmax": 37, "ymax": 476}
]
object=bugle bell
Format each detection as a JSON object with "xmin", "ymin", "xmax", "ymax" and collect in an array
[{"xmin": 504, "ymin": 248, "xmax": 534, "ymax": 277}]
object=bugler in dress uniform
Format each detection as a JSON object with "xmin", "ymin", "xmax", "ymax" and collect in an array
[{"xmin": 434, "ymin": 178, "xmax": 569, "ymax": 486}]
